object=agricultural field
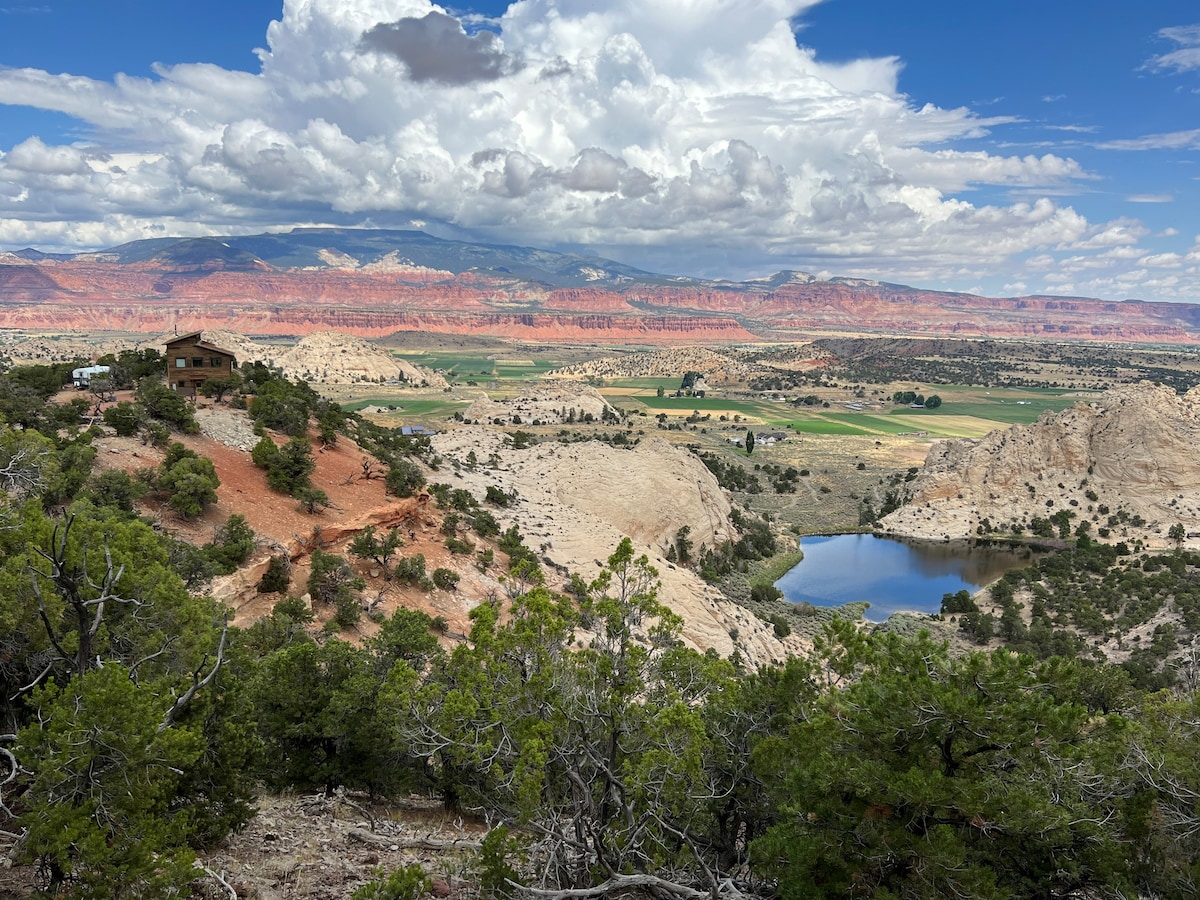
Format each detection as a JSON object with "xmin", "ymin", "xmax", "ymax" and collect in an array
[
  {"xmin": 1, "ymin": 327, "xmax": 1163, "ymax": 536},
  {"xmin": 341, "ymin": 336, "xmax": 1137, "ymax": 536}
]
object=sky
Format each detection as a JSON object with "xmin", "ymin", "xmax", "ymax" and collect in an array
[{"xmin": 0, "ymin": 1, "xmax": 1198, "ymax": 302}]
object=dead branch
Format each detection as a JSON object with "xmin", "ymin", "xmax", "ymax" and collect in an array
[
  {"xmin": 512, "ymin": 873, "xmax": 753, "ymax": 900},
  {"xmin": 0, "ymin": 734, "xmax": 19, "ymax": 818},
  {"xmin": 0, "ymin": 443, "xmax": 47, "ymax": 498},
  {"xmin": 347, "ymin": 829, "xmax": 483, "ymax": 851},
  {"xmin": 28, "ymin": 517, "xmax": 142, "ymax": 677},
  {"xmin": 159, "ymin": 625, "xmax": 228, "ymax": 732},
  {"xmin": 196, "ymin": 864, "xmax": 237, "ymax": 900},
  {"xmin": 333, "ymin": 788, "xmax": 376, "ymax": 831}
]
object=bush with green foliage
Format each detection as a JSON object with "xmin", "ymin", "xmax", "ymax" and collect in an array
[
  {"xmin": 432, "ymin": 567, "xmax": 460, "ymax": 590},
  {"xmin": 136, "ymin": 379, "xmax": 199, "ymax": 433},
  {"xmin": 84, "ymin": 468, "xmax": 148, "ymax": 514},
  {"xmin": 386, "ymin": 459, "xmax": 426, "ymax": 497},
  {"xmin": 199, "ymin": 373, "xmax": 241, "ymax": 403},
  {"xmin": 157, "ymin": 442, "xmax": 220, "ymax": 518},
  {"xmin": 350, "ymin": 525, "xmax": 405, "ymax": 577},
  {"xmin": 485, "ymin": 484, "xmax": 512, "ymax": 507},
  {"xmin": 754, "ymin": 631, "xmax": 1136, "ymax": 899},
  {"xmin": 352, "ymin": 863, "xmax": 432, "ymax": 900},
  {"xmin": 296, "ymin": 485, "xmax": 331, "ymax": 514},
  {"xmin": 307, "ymin": 549, "xmax": 365, "ymax": 626},
  {"xmin": 394, "ymin": 553, "xmax": 428, "ymax": 587},
  {"xmin": 96, "ymin": 348, "xmax": 164, "ymax": 387},
  {"xmin": 248, "ymin": 377, "xmax": 321, "ymax": 436},
  {"xmin": 750, "ymin": 583, "xmax": 783, "ymax": 604},
  {"xmin": 1, "ymin": 506, "xmax": 254, "ymax": 895},
  {"xmin": 258, "ymin": 554, "xmax": 292, "ymax": 594},
  {"xmin": 205, "ymin": 514, "xmax": 256, "ymax": 574},
  {"xmin": 252, "ymin": 434, "xmax": 317, "ymax": 496},
  {"xmin": 102, "ymin": 400, "xmax": 145, "ymax": 436},
  {"xmin": 473, "ymin": 827, "xmax": 523, "ymax": 900},
  {"xmin": 249, "ymin": 640, "xmax": 414, "ymax": 794}
]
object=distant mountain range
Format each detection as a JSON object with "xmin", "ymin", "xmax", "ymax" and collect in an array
[{"xmin": 2, "ymin": 227, "xmax": 1199, "ymax": 344}]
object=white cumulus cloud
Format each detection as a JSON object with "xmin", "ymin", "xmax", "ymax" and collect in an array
[{"xmin": 0, "ymin": 0, "xmax": 1186, "ymax": 300}]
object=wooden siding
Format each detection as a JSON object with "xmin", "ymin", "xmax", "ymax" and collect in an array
[{"xmin": 165, "ymin": 334, "xmax": 237, "ymax": 394}]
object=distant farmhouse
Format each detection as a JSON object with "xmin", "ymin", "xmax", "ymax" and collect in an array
[
  {"xmin": 165, "ymin": 332, "xmax": 238, "ymax": 396},
  {"xmin": 755, "ymin": 432, "xmax": 789, "ymax": 447}
]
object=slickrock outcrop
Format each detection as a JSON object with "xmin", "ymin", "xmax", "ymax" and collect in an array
[
  {"xmin": 271, "ymin": 332, "xmax": 447, "ymax": 387},
  {"xmin": 464, "ymin": 382, "xmax": 617, "ymax": 426},
  {"xmin": 549, "ymin": 346, "xmax": 764, "ymax": 382},
  {"xmin": 881, "ymin": 383, "xmax": 1200, "ymax": 548},
  {"xmin": 433, "ymin": 426, "xmax": 799, "ymax": 667}
]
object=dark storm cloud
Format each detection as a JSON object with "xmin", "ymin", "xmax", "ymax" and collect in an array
[{"xmin": 360, "ymin": 11, "xmax": 522, "ymax": 84}]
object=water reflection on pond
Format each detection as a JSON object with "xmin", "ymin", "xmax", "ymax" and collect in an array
[{"xmin": 775, "ymin": 534, "xmax": 1046, "ymax": 623}]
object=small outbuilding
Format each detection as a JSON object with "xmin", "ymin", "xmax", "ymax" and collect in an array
[
  {"xmin": 165, "ymin": 332, "xmax": 238, "ymax": 396},
  {"xmin": 72, "ymin": 364, "xmax": 111, "ymax": 388}
]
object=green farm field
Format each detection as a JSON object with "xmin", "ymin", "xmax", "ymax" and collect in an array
[{"xmin": 324, "ymin": 336, "xmax": 1122, "ymax": 534}]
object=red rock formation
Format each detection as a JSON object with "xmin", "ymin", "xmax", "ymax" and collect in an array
[{"xmin": 4, "ymin": 255, "xmax": 1200, "ymax": 345}]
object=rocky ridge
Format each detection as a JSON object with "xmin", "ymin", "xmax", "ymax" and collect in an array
[
  {"xmin": 464, "ymin": 383, "xmax": 617, "ymax": 426},
  {"xmin": 270, "ymin": 332, "xmax": 448, "ymax": 388},
  {"xmin": 98, "ymin": 394, "xmax": 794, "ymax": 668},
  {"xmin": 432, "ymin": 426, "xmax": 797, "ymax": 666},
  {"xmin": 880, "ymin": 382, "xmax": 1200, "ymax": 548},
  {"xmin": 548, "ymin": 347, "xmax": 764, "ymax": 382}
]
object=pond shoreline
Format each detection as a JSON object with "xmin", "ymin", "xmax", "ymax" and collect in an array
[{"xmin": 774, "ymin": 532, "xmax": 1052, "ymax": 623}]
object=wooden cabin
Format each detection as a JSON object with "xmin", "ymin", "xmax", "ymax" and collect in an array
[{"xmin": 165, "ymin": 332, "xmax": 237, "ymax": 395}]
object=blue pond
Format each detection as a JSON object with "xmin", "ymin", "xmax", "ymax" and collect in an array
[{"xmin": 775, "ymin": 534, "xmax": 1044, "ymax": 623}]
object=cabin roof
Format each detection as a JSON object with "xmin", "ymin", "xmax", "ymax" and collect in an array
[{"xmin": 165, "ymin": 332, "xmax": 236, "ymax": 357}]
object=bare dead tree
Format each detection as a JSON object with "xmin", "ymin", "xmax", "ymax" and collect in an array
[
  {"xmin": 28, "ymin": 517, "xmax": 142, "ymax": 680},
  {"xmin": 0, "ymin": 443, "xmax": 47, "ymax": 500}
]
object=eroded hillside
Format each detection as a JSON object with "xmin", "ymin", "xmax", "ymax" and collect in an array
[
  {"xmin": 99, "ymin": 395, "xmax": 796, "ymax": 667},
  {"xmin": 881, "ymin": 382, "xmax": 1200, "ymax": 548}
]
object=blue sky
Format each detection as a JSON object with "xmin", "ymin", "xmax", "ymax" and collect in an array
[{"xmin": 1, "ymin": 0, "xmax": 1198, "ymax": 302}]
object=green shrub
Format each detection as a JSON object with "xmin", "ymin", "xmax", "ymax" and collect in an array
[
  {"xmin": 432, "ymin": 568, "xmax": 460, "ymax": 590},
  {"xmin": 386, "ymin": 459, "xmax": 426, "ymax": 497},
  {"xmin": 395, "ymin": 553, "xmax": 427, "ymax": 586},
  {"xmin": 102, "ymin": 401, "xmax": 145, "ymax": 436},
  {"xmin": 486, "ymin": 485, "xmax": 512, "ymax": 507},
  {"xmin": 253, "ymin": 435, "xmax": 317, "ymax": 496},
  {"xmin": 446, "ymin": 536, "xmax": 473, "ymax": 555},
  {"xmin": 136, "ymin": 379, "xmax": 198, "ymax": 433},
  {"xmin": 473, "ymin": 826, "xmax": 523, "ymax": 900},
  {"xmin": 158, "ymin": 444, "xmax": 220, "ymax": 518},
  {"xmin": 351, "ymin": 863, "xmax": 431, "ymax": 900},
  {"xmin": 205, "ymin": 514, "xmax": 256, "ymax": 574},
  {"xmin": 750, "ymin": 583, "xmax": 783, "ymax": 604},
  {"xmin": 86, "ymin": 469, "xmax": 147, "ymax": 514},
  {"xmin": 258, "ymin": 555, "xmax": 291, "ymax": 594}
]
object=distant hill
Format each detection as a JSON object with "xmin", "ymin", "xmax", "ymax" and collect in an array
[
  {"xmin": 2, "ymin": 228, "xmax": 1200, "ymax": 344},
  {"xmin": 97, "ymin": 228, "xmax": 686, "ymax": 289}
]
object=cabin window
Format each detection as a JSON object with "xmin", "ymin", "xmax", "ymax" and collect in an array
[
  {"xmin": 175, "ymin": 358, "xmax": 186, "ymax": 368},
  {"xmin": 210, "ymin": 357, "xmax": 223, "ymax": 367},
  {"xmin": 192, "ymin": 357, "xmax": 203, "ymax": 367}
]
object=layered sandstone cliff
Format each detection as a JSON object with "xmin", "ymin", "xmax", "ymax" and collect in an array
[{"xmin": 6, "ymin": 232, "xmax": 1200, "ymax": 345}]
